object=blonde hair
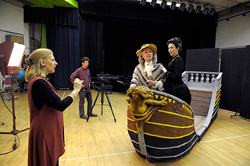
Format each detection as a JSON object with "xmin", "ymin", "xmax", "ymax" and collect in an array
[{"xmin": 25, "ymin": 48, "xmax": 53, "ymax": 82}]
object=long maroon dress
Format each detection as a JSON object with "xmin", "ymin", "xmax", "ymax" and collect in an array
[{"xmin": 28, "ymin": 76, "xmax": 65, "ymax": 166}]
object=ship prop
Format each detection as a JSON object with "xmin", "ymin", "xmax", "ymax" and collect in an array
[{"xmin": 126, "ymin": 71, "xmax": 222, "ymax": 162}]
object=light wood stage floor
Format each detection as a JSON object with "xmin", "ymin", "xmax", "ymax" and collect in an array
[{"xmin": 0, "ymin": 90, "xmax": 250, "ymax": 166}]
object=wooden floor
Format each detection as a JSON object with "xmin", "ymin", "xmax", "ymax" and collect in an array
[{"xmin": 1, "ymin": 90, "xmax": 250, "ymax": 166}]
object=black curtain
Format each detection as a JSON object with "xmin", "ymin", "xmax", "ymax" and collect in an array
[
  {"xmin": 24, "ymin": 6, "xmax": 80, "ymax": 89},
  {"xmin": 79, "ymin": 18, "xmax": 104, "ymax": 77},
  {"xmin": 24, "ymin": 2, "xmax": 217, "ymax": 90},
  {"xmin": 46, "ymin": 25, "xmax": 80, "ymax": 89},
  {"xmin": 79, "ymin": 1, "xmax": 217, "ymax": 77},
  {"xmin": 24, "ymin": 6, "xmax": 79, "ymax": 26}
]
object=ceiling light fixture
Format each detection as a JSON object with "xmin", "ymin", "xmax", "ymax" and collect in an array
[
  {"xmin": 167, "ymin": 2, "xmax": 172, "ymax": 6},
  {"xmin": 195, "ymin": 5, "xmax": 201, "ymax": 14},
  {"xmin": 142, "ymin": 0, "xmax": 217, "ymax": 17},
  {"xmin": 210, "ymin": 8, "xmax": 216, "ymax": 16},
  {"xmin": 203, "ymin": 7, "xmax": 209, "ymax": 15},
  {"xmin": 179, "ymin": 3, "xmax": 186, "ymax": 11},
  {"xmin": 160, "ymin": 0, "xmax": 167, "ymax": 9},
  {"xmin": 170, "ymin": 2, "xmax": 176, "ymax": 10},
  {"xmin": 187, "ymin": 4, "xmax": 194, "ymax": 13},
  {"xmin": 150, "ymin": 0, "xmax": 157, "ymax": 8},
  {"xmin": 140, "ymin": 0, "xmax": 146, "ymax": 6}
]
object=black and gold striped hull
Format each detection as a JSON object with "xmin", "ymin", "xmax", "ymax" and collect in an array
[{"xmin": 127, "ymin": 91, "xmax": 199, "ymax": 162}]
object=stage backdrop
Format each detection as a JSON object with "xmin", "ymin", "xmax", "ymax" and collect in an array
[{"xmin": 79, "ymin": 1, "xmax": 217, "ymax": 78}]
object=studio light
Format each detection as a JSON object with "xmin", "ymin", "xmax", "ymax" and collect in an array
[
  {"xmin": 0, "ymin": 42, "xmax": 25, "ymax": 76},
  {"xmin": 160, "ymin": 0, "xmax": 167, "ymax": 9},
  {"xmin": 0, "ymin": 41, "xmax": 29, "ymax": 137},
  {"xmin": 210, "ymin": 8, "xmax": 216, "ymax": 16},
  {"xmin": 150, "ymin": 0, "xmax": 157, "ymax": 8},
  {"xmin": 187, "ymin": 4, "xmax": 194, "ymax": 13},
  {"xmin": 195, "ymin": 5, "xmax": 201, "ymax": 14},
  {"xmin": 140, "ymin": 0, "xmax": 146, "ymax": 6},
  {"xmin": 203, "ymin": 7, "xmax": 209, "ymax": 15},
  {"xmin": 170, "ymin": 2, "xmax": 176, "ymax": 10},
  {"xmin": 179, "ymin": 3, "xmax": 186, "ymax": 11}
]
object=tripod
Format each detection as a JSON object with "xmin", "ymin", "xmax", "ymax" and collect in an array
[
  {"xmin": 0, "ymin": 76, "xmax": 29, "ymax": 135},
  {"xmin": 87, "ymin": 82, "xmax": 116, "ymax": 122}
]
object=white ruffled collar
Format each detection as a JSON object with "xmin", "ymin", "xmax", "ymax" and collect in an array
[{"xmin": 144, "ymin": 61, "xmax": 153, "ymax": 67}]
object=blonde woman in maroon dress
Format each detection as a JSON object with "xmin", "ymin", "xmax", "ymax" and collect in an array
[{"xmin": 25, "ymin": 48, "xmax": 82, "ymax": 166}]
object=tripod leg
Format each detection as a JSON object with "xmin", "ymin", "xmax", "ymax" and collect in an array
[
  {"xmin": 87, "ymin": 90, "xmax": 101, "ymax": 122},
  {"xmin": 91, "ymin": 90, "xmax": 101, "ymax": 110},
  {"xmin": 101, "ymin": 88, "xmax": 104, "ymax": 115},
  {"xmin": 104, "ymin": 89, "xmax": 116, "ymax": 122}
]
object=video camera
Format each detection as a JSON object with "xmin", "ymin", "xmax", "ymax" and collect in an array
[{"xmin": 97, "ymin": 73, "xmax": 111, "ymax": 84}]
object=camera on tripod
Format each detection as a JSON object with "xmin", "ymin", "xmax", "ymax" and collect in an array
[
  {"xmin": 97, "ymin": 73, "xmax": 111, "ymax": 84},
  {"xmin": 89, "ymin": 72, "xmax": 116, "ymax": 122}
]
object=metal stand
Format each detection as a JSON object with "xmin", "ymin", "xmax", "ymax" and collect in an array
[
  {"xmin": 230, "ymin": 109, "xmax": 240, "ymax": 119},
  {"xmin": 87, "ymin": 82, "xmax": 116, "ymax": 122},
  {"xmin": 0, "ymin": 77, "xmax": 29, "ymax": 135}
]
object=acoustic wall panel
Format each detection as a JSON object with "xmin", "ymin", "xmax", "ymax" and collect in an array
[
  {"xmin": 186, "ymin": 48, "xmax": 220, "ymax": 72},
  {"xmin": 220, "ymin": 48, "xmax": 245, "ymax": 112},
  {"xmin": 240, "ymin": 45, "xmax": 250, "ymax": 119}
]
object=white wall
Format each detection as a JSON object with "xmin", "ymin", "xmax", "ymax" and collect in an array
[
  {"xmin": 215, "ymin": 14, "xmax": 250, "ymax": 48},
  {"xmin": 0, "ymin": 0, "xmax": 30, "ymax": 54}
]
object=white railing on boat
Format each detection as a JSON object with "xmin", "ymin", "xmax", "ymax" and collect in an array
[
  {"xmin": 182, "ymin": 71, "xmax": 222, "ymax": 91},
  {"xmin": 182, "ymin": 71, "xmax": 223, "ymax": 136}
]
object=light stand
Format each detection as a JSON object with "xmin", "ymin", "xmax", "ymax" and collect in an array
[
  {"xmin": 0, "ymin": 76, "xmax": 29, "ymax": 135},
  {"xmin": 0, "ymin": 42, "xmax": 29, "ymax": 151},
  {"xmin": 0, "ymin": 72, "xmax": 4, "ymax": 125},
  {"xmin": 87, "ymin": 82, "xmax": 116, "ymax": 122}
]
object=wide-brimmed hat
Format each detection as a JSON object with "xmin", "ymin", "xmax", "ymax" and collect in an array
[{"xmin": 136, "ymin": 44, "xmax": 157, "ymax": 57}]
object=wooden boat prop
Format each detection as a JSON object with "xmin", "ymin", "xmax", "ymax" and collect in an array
[{"xmin": 126, "ymin": 71, "xmax": 222, "ymax": 162}]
